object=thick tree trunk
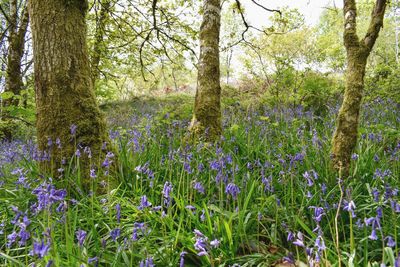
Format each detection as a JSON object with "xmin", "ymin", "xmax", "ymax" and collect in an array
[
  {"xmin": 190, "ymin": 0, "xmax": 222, "ymax": 141},
  {"xmin": 91, "ymin": 0, "xmax": 111, "ymax": 86},
  {"xmin": 331, "ymin": 0, "xmax": 387, "ymax": 175},
  {"xmin": 29, "ymin": 0, "xmax": 108, "ymax": 180}
]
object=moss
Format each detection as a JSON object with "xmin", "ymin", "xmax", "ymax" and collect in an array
[
  {"xmin": 190, "ymin": 0, "xmax": 222, "ymax": 142},
  {"xmin": 30, "ymin": 0, "xmax": 111, "ymax": 190}
]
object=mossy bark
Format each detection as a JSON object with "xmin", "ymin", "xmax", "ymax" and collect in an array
[
  {"xmin": 1, "ymin": 1, "xmax": 29, "ymax": 140},
  {"xmin": 91, "ymin": 0, "xmax": 111, "ymax": 86},
  {"xmin": 29, "ymin": 0, "xmax": 109, "ymax": 183},
  {"xmin": 332, "ymin": 0, "xmax": 387, "ymax": 176},
  {"xmin": 190, "ymin": 0, "xmax": 222, "ymax": 141}
]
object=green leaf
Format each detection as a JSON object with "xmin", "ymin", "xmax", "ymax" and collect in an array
[{"xmin": 0, "ymin": 92, "xmax": 14, "ymax": 100}]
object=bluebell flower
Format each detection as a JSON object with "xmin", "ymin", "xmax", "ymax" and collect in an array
[
  {"xmin": 193, "ymin": 181, "xmax": 205, "ymax": 194},
  {"xmin": 138, "ymin": 195, "xmax": 152, "ymax": 210},
  {"xmin": 55, "ymin": 138, "xmax": 61, "ymax": 149},
  {"xmin": 293, "ymin": 232, "xmax": 305, "ymax": 247},
  {"xmin": 210, "ymin": 239, "xmax": 220, "ymax": 248},
  {"xmin": 90, "ymin": 169, "xmax": 97, "ymax": 179},
  {"xmin": 7, "ymin": 231, "xmax": 17, "ymax": 247},
  {"xmin": 76, "ymin": 229, "xmax": 87, "ymax": 246},
  {"xmin": 369, "ymin": 229, "xmax": 378, "ymax": 240},
  {"xmin": 110, "ymin": 228, "xmax": 121, "ymax": 241},
  {"xmin": 315, "ymin": 236, "xmax": 326, "ymax": 251},
  {"xmin": 386, "ymin": 236, "xmax": 396, "ymax": 247},
  {"xmin": 162, "ymin": 181, "xmax": 173, "ymax": 207},
  {"xmin": 88, "ymin": 256, "xmax": 98, "ymax": 266},
  {"xmin": 351, "ymin": 153, "xmax": 359, "ymax": 160},
  {"xmin": 115, "ymin": 203, "xmax": 121, "ymax": 223},
  {"xmin": 200, "ymin": 209, "xmax": 206, "ymax": 222},
  {"xmin": 139, "ymin": 257, "xmax": 154, "ymax": 267},
  {"xmin": 343, "ymin": 200, "xmax": 356, "ymax": 218},
  {"xmin": 70, "ymin": 124, "xmax": 77, "ymax": 136},
  {"xmin": 309, "ymin": 206, "xmax": 324, "ymax": 223},
  {"xmin": 30, "ymin": 240, "xmax": 50, "ymax": 258},
  {"xmin": 225, "ymin": 183, "xmax": 240, "ymax": 200},
  {"xmin": 180, "ymin": 251, "xmax": 187, "ymax": 267}
]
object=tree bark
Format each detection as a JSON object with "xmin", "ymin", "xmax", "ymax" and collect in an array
[
  {"xmin": 91, "ymin": 0, "xmax": 111, "ymax": 86},
  {"xmin": 5, "ymin": 0, "xmax": 29, "ymax": 104},
  {"xmin": 332, "ymin": 0, "xmax": 387, "ymax": 175},
  {"xmin": 29, "ymin": 0, "xmax": 109, "ymax": 180},
  {"xmin": 1, "ymin": 1, "xmax": 29, "ymax": 139},
  {"xmin": 190, "ymin": 0, "xmax": 222, "ymax": 141}
]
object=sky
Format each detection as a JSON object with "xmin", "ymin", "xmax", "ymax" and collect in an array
[{"xmin": 245, "ymin": 0, "xmax": 344, "ymax": 27}]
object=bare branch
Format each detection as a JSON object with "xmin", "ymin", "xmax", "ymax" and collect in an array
[{"xmin": 250, "ymin": 0, "xmax": 281, "ymax": 16}]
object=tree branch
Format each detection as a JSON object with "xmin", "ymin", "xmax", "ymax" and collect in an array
[
  {"xmin": 343, "ymin": 0, "xmax": 360, "ymax": 48},
  {"xmin": 250, "ymin": 0, "xmax": 281, "ymax": 16},
  {"xmin": 361, "ymin": 0, "xmax": 387, "ymax": 52}
]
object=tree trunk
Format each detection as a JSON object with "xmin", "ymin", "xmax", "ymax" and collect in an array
[
  {"xmin": 91, "ymin": 0, "xmax": 111, "ymax": 86},
  {"xmin": 190, "ymin": 0, "xmax": 222, "ymax": 141},
  {"xmin": 29, "ymin": 0, "xmax": 109, "ymax": 181},
  {"xmin": 331, "ymin": 0, "xmax": 387, "ymax": 176},
  {"xmin": 1, "ymin": 1, "xmax": 29, "ymax": 140}
]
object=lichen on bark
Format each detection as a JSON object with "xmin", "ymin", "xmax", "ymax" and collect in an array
[
  {"xmin": 190, "ymin": 0, "xmax": 222, "ymax": 142},
  {"xmin": 331, "ymin": 0, "xmax": 387, "ymax": 176}
]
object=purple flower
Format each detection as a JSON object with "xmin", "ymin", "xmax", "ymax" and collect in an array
[
  {"xmin": 76, "ymin": 229, "xmax": 87, "ymax": 246},
  {"xmin": 210, "ymin": 239, "xmax": 220, "ymax": 248},
  {"xmin": 315, "ymin": 236, "xmax": 326, "ymax": 251},
  {"xmin": 386, "ymin": 236, "xmax": 396, "ymax": 247},
  {"xmin": 369, "ymin": 229, "xmax": 378, "ymax": 240},
  {"xmin": 88, "ymin": 256, "xmax": 99, "ymax": 266},
  {"xmin": 193, "ymin": 181, "xmax": 205, "ymax": 194},
  {"xmin": 18, "ymin": 229, "xmax": 30, "ymax": 245},
  {"xmin": 56, "ymin": 138, "xmax": 61, "ymax": 149},
  {"xmin": 351, "ymin": 153, "xmax": 359, "ymax": 160},
  {"xmin": 7, "ymin": 231, "xmax": 18, "ymax": 247},
  {"xmin": 30, "ymin": 240, "xmax": 50, "ymax": 258},
  {"xmin": 110, "ymin": 228, "xmax": 121, "ymax": 241},
  {"xmin": 180, "ymin": 251, "xmax": 187, "ymax": 267},
  {"xmin": 132, "ymin": 222, "xmax": 146, "ymax": 241},
  {"xmin": 372, "ymin": 188, "xmax": 380, "ymax": 202},
  {"xmin": 225, "ymin": 183, "xmax": 240, "ymax": 200},
  {"xmin": 90, "ymin": 169, "xmax": 97, "ymax": 179},
  {"xmin": 293, "ymin": 232, "xmax": 304, "ymax": 247},
  {"xmin": 162, "ymin": 181, "xmax": 173, "ymax": 207},
  {"xmin": 343, "ymin": 200, "xmax": 356, "ymax": 218},
  {"xmin": 70, "ymin": 124, "xmax": 77, "ymax": 136},
  {"xmin": 139, "ymin": 257, "xmax": 154, "ymax": 267},
  {"xmin": 303, "ymin": 171, "xmax": 315, "ymax": 186},
  {"xmin": 138, "ymin": 195, "xmax": 152, "ymax": 210},
  {"xmin": 309, "ymin": 206, "xmax": 324, "ymax": 223},
  {"xmin": 287, "ymin": 231, "xmax": 294, "ymax": 242},
  {"xmin": 186, "ymin": 205, "xmax": 196, "ymax": 214},
  {"xmin": 31, "ymin": 181, "xmax": 67, "ymax": 213},
  {"xmin": 115, "ymin": 204, "xmax": 121, "ymax": 223},
  {"xmin": 194, "ymin": 236, "xmax": 208, "ymax": 256}
]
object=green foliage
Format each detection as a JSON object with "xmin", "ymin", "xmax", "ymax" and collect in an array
[
  {"xmin": 1, "ymin": 97, "xmax": 399, "ymax": 266},
  {"xmin": 365, "ymin": 64, "xmax": 400, "ymax": 102},
  {"xmin": 299, "ymin": 71, "xmax": 343, "ymax": 114}
]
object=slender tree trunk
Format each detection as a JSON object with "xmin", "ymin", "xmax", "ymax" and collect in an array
[
  {"xmin": 29, "ymin": 0, "xmax": 109, "ymax": 180},
  {"xmin": 190, "ymin": 0, "xmax": 221, "ymax": 141},
  {"xmin": 91, "ymin": 0, "xmax": 111, "ymax": 86},
  {"xmin": 332, "ymin": 0, "xmax": 387, "ymax": 175},
  {"xmin": 1, "ymin": 1, "xmax": 29, "ymax": 139}
]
